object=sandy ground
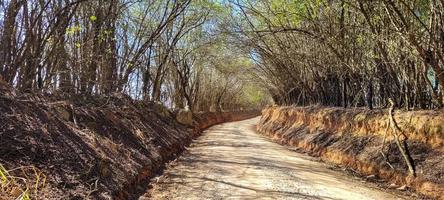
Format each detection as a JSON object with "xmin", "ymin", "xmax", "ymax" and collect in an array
[{"xmin": 144, "ymin": 117, "xmax": 408, "ymax": 200}]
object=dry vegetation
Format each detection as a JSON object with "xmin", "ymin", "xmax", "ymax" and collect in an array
[
  {"xmin": 0, "ymin": 0, "xmax": 269, "ymax": 111},
  {"xmin": 229, "ymin": 0, "xmax": 444, "ymax": 109},
  {"xmin": 0, "ymin": 1, "xmax": 265, "ymax": 198},
  {"xmin": 0, "ymin": 86, "xmax": 257, "ymax": 199},
  {"xmin": 258, "ymin": 106, "xmax": 444, "ymax": 199},
  {"xmin": 1, "ymin": 0, "xmax": 444, "ymax": 199},
  {"xmin": 0, "ymin": 164, "xmax": 46, "ymax": 200}
]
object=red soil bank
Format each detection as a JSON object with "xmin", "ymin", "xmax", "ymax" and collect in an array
[
  {"xmin": 0, "ymin": 88, "xmax": 258, "ymax": 199},
  {"xmin": 257, "ymin": 106, "xmax": 444, "ymax": 200},
  {"xmin": 194, "ymin": 111, "xmax": 260, "ymax": 132}
]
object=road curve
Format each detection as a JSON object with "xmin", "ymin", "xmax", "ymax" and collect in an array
[{"xmin": 144, "ymin": 117, "xmax": 407, "ymax": 200}]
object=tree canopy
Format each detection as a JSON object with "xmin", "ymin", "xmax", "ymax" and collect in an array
[{"xmin": 1, "ymin": 0, "xmax": 443, "ymax": 110}]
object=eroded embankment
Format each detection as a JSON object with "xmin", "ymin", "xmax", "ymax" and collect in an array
[
  {"xmin": 0, "ymin": 87, "xmax": 258, "ymax": 199},
  {"xmin": 194, "ymin": 111, "xmax": 260, "ymax": 131},
  {"xmin": 257, "ymin": 106, "xmax": 444, "ymax": 200},
  {"xmin": 147, "ymin": 117, "xmax": 408, "ymax": 200}
]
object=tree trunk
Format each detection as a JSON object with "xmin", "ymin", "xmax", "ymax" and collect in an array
[{"xmin": 342, "ymin": 77, "xmax": 349, "ymax": 108}]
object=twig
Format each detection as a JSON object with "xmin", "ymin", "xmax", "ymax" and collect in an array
[{"xmin": 86, "ymin": 178, "xmax": 99, "ymax": 198}]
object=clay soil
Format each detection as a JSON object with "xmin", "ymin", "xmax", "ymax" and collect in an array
[
  {"xmin": 0, "ymin": 92, "xmax": 195, "ymax": 199},
  {"xmin": 146, "ymin": 118, "xmax": 412, "ymax": 200},
  {"xmin": 0, "ymin": 85, "xmax": 257, "ymax": 199},
  {"xmin": 257, "ymin": 106, "xmax": 444, "ymax": 200}
]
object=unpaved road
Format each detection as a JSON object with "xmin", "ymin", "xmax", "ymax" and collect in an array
[{"xmin": 144, "ymin": 117, "xmax": 407, "ymax": 200}]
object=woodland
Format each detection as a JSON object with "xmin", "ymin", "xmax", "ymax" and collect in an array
[
  {"xmin": 1, "ymin": 0, "xmax": 444, "ymax": 199},
  {"xmin": 1, "ymin": 0, "xmax": 444, "ymax": 109}
]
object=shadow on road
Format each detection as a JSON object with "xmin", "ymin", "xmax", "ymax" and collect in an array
[{"xmin": 145, "ymin": 118, "xmax": 406, "ymax": 200}]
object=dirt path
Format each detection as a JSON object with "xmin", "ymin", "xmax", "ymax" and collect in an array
[{"xmin": 144, "ymin": 117, "xmax": 407, "ymax": 200}]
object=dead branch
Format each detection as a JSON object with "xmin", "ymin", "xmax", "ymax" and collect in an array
[{"xmin": 388, "ymin": 99, "xmax": 415, "ymax": 177}]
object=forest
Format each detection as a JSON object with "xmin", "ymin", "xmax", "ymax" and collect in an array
[
  {"xmin": 230, "ymin": 0, "xmax": 444, "ymax": 109},
  {"xmin": 1, "ymin": 0, "xmax": 443, "ymax": 110},
  {"xmin": 1, "ymin": 0, "xmax": 444, "ymax": 199},
  {"xmin": 0, "ymin": 0, "xmax": 270, "ymax": 112}
]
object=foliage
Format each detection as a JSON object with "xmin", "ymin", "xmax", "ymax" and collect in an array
[
  {"xmin": 227, "ymin": 0, "xmax": 444, "ymax": 109},
  {"xmin": 0, "ymin": 0, "xmax": 269, "ymax": 111}
]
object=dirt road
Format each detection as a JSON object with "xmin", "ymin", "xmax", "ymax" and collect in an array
[{"xmin": 144, "ymin": 117, "xmax": 407, "ymax": 200}]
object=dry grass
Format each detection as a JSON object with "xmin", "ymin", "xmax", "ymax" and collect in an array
[{"xmin": 0, "ymin": 164, "xmax": 46, "ymax": 200}]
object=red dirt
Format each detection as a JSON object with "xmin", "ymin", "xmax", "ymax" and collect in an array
[
  {"xmin": 257, "ymin": 106, "xmax": 444, "ymax": 200},
  {"xmin": 146, "ymin": 118, "xmax": 409, "ymax": 200},
  {"xmin": 0, "ymin": 87, "xmax": 258, "ymax": 199}
]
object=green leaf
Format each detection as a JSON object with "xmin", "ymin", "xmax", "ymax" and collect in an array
[
  {"xmin": 19, "ymin": 190, "xmax": 31, "ymax": 200},
  {"xmin": 0, "ymin": 164, "xmax": 8, "ymax": 186},
  {"xmin": 90, "ymin": 15, "xmax": 97, "ymax": 22}
]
